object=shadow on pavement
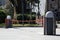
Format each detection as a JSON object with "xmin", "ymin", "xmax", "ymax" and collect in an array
[{"xmin": 55, "ymin": 34, "xmax": 60, "ymax": 36}]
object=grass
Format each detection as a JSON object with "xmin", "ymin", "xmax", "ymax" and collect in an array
[
  {"xmin": 13, "ymin": 24, "xmax": 41, "ymax": 27},
  {"xmin": 13, "ymin": 24, "xmax": 23, "ymax": 26},
  {"xmin": 0, "ymin": 23, "xmax": 5, "ymax": 27},
  {"xmin": 0, "ymin": 23, "xmax": 42, "ymax": 27}
]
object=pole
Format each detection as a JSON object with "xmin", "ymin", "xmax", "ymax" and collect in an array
[
  {"xmin": 37, "ymin": 0, "xmax": 40, "ymax": 24},
  {"xmin": 21, "ymin": 0, "xmax": 24, "ymax": 26}
]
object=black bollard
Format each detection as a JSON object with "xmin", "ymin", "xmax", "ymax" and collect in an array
[{"xmin": 44, "ymin": 11, "xmax": 56, "ymax": 35}]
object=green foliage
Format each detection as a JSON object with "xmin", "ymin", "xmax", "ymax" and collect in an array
[
  {"xmin": 0, "ymin": 11, "xmax": 6, "ymax": 24},
  {"xmin": 17, "ymin": 14, "xmax": 36, "ymax": 24},
  {"xmin": 17, "ymin": 13, "xmax": 36, "ymax": 20},
  {"xmin": 17, "ymin": 14, "xmax": 30, "ymax": 20},
  {"xmin": 31, "ymin": 16, "xmax": 36, "ymax": 20},
  {"xmin": 31, "ymin": 12, "xmax": 36, "ymax": 15}
]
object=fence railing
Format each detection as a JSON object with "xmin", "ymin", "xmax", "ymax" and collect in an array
[{"xmin": 12, "ymin": 16, "xmax": 44, "ymax": 27}]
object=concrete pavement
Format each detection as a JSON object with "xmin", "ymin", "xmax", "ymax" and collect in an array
[{"xmin": 0, "ymin": 27, "xmax": 60, "ymax": 40}]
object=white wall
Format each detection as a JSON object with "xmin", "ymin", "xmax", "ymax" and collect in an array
[
  {"xmin": 40, "ymin": 0, "xmax": 46, "ymax": 16},
  {"xmin": 32, "ymin": 0, "xmax": 46, "ymax": 16},
  {"xmin": 32, "ymin": 3, "xmax": 38, "ymax": 13}
]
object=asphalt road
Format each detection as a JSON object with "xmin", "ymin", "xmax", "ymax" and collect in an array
[{"xmin": 0, "ymin": 27, "xmax": 60, "ymax": 40}]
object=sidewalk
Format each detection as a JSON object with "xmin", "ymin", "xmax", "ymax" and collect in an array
[
  {"xmin": 0, "ymin": 27, "xmax": 60, "ymax": 40},
  {"xmin": 57, "ymin": 24, "xmax": 60, "ymax": 28}
]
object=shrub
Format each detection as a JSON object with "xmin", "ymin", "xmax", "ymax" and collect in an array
[
  {"xmin": 31, "ymin": 12, "xmax": 36, "ymax": 15},
  {"xmin": 0, "ymin": 11, "xmax": 6, "ymax": 24},
  {"xmin": 17, "ymin": 14, "xmax": 36, "ymax": 24},
  {"xmin": 17, "ymin": 14, "xmax": 30, "ymax": 20},
  {"xmin": 32, "ymin": 16, "xmax": 36, "ymax": 20}
]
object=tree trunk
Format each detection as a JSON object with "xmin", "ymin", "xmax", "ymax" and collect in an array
[{"xmin": 13, "ymin": 7, "xmax": 17, "ymax": 20}]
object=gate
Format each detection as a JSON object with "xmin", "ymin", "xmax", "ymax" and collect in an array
[
  {"xmin": 12, "ymin": 13, "xmax": 43, "ymax": 27},
  {"xmin": 0, "ymin": 0, "xmax": 44, "ymax": 27}
]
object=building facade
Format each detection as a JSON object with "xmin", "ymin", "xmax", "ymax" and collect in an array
[
  {"xmin": 46, "ymin": 0, "xmax": 58, "ymax": 11},
  {"xmin": 46, "ymin": 0, "xmax": 60, "ymax": 21},
  {"xmin": 36, "ymin": 0, "xmax": 60, "ymax": 24}
]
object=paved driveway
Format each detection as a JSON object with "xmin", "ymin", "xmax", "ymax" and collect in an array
[{"xmin": 0, "ymin": 27, "xmax": 60, "ymax": 40}]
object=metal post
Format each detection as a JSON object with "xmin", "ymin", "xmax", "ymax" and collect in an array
[
  {"xmin": 38, "ymin": 0, "xmax": 40, "ymax": 19},
  {"xmin": 44, "ymin": 11, "xmax": 56, "ymax": 35},
  {"xmin": 21, "ymin": 0, "xmax": 24, "ymax": 26}
]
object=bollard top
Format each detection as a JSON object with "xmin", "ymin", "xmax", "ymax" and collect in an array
[
  {"xmin": 6, "ymin": 15, "xmax": 11, "ymax": 19},
  {"xmin": 45, "ymin": 11, "xmax": 54, "ymax": 18}
]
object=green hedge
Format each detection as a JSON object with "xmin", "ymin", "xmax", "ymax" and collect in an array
[
  {"xmin": 17, "ymin": 14, "xmax": 36, "ymax": 24},
  {"xmin": 17, "ymin": 14, "xmax": 36, "ymax": 20},
  {"xmin": 17, "ymin": 14, "xmax": 30, "ymax": 20},
  {"xmin": 0, "ymin": 11, "xmax": 6, "ymax": 24}
]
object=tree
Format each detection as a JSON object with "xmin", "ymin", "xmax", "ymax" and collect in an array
[
  {"xmin": 9, "ymin": 0, "xmax": 40, "ymax": 18},
  {"xmin": 0, "ymin": 8, "xmax": 6, "ymax": 23},
  {"xmin": 5, "ymin": 0, "xmax": 14, "ymax": 19}
]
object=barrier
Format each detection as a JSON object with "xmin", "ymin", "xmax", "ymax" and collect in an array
[{"xmin": 44, "ymin": 11, "xmax": 56, "ymax": 35}]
